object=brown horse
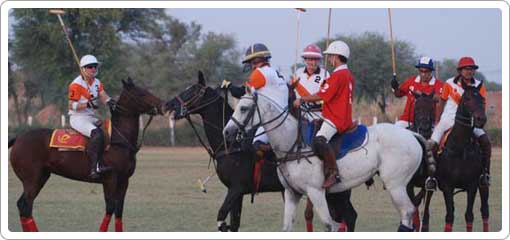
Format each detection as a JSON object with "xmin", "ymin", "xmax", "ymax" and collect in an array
[{"xmin": 9, "ymin": 77, "xmax": 164, "ymax": 232}]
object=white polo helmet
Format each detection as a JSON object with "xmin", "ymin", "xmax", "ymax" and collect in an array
[
  {"xmin": 323, "ymin": 40, "xmax": 350, "ymax": 59},
  {"xmin": 80, "ymin": 55, "xmax": 100, "ymax": 67}
]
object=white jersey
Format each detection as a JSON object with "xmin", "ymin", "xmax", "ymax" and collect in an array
[
  {"xmin": 246, "ymin": 65, "xmax": 289, "ymax": 108},
  {"xmin": 291, "ymin": 66, "xmax": 329, "ymax": 98},
  {"xmin": 68, "ymin": 75, "xmax": 104, "ymax": 116}
]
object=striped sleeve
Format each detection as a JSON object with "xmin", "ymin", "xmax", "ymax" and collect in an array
[
  {"xmin": 69, "ymin": 83, "xmax": 85, "ymax": 101},
  {"xmin": 246, "ymin": 69, "xmax": 266, "ymax": 89}
]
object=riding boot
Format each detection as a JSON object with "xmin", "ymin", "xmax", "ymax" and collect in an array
[
  {"xmin": 322, "ymin": 145, "xmax": 340, "ymax": 188},
  {"xmin": 478, "ymin": 134, "xmax": 491, "ymax": 187},
  {"xmin": 87, "ymin": 128, "xmax": 112, "ymax": 179},
  {"xmin": 312, "ymin": 136, "xmax": 340, "ymax": 189}
]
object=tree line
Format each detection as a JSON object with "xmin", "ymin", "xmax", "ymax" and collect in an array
[{"xmin": 8, "ymin": 9, "xmax": 501, "ymax": 125}]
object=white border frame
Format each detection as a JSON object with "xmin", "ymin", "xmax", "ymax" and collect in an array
[{"xmin": 2, "ymin": 1, "xmax": 508, "ymax": 239}]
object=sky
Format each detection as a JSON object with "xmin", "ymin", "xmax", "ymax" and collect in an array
[{"xmin": 167, "ymin": 8, "xmax": 503, "ymax": 83}]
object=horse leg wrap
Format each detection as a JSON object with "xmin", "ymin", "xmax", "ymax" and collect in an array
[
  {"xmin": 483, "ymin": 218, "xmax": 489, "ymax": 232},
  {"xmin": 412, "ymin": 209, "xmax": 421, "ymax": 231},
  {"xmin": 466, "ymin": 222, "xmax": 473, "ymax": 232},
  {"xmin": 99, "ymin": 214, "xmax": 112, "ymax": 232},
  {"xmin": 115, "ymin": 217, "xmax": 123, "ymax": 232},
  {"xmin": 444, "ymin": 223, "xmax": 453, "ymax": 232},
  {"xmin": 397, "ymin": 224, "xmax": 414, "ymax": 232},
  {"xmin": 305, "ymin": 220, "xmax": 313, "ymax": 232},
  {"xmin": 338, "ymin": 220, "xmax": 347, "ymax": 232},
  {"xmin": 20, "ymin": 217, "xmax": 38, "ymax": 232}
]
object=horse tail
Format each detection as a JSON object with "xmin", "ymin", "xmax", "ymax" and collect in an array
[{"xmin": 8, "ymin": 138, "xmax": 16, "ymax": 148}]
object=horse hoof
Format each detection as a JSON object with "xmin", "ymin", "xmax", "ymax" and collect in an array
[
  {"xmin": 217, "ymin": 222, "xmax": 230, "ymax": 232},
  {"xmin": 397, "ymin": 224, "xmax": 414, "ymax": 232}
]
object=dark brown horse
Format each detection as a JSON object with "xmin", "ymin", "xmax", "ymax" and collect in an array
[
  {"xmin": 164, "ymin": 71, "xmax": 357, "ymax": 232},
  {"xmin": 9, "ymin": 77, "xmax": 164, "ymax": 232},
  {"xmin": 436, "ymin": 83, "xmax": 489, "ymax": 232},
  {"xmin": 406, "ymin": 92, "xmax": 436, "ymax": 231}
]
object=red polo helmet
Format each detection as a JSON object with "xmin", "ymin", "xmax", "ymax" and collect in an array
[{"xmin": 457, "ymin": 57, "xmax": 479, "ymax": 70}]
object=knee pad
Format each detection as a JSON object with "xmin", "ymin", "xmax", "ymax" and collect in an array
[
  {"xmin": 312, "ymin": 136, "xmax": 328, "ymax": 156},
  {"xmin": 90, "ymin": 128, "xmax": 105, "ymax": 142}
]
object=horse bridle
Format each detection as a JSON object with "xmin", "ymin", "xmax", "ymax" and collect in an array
[
  {"xmin": 111, "ymin": 87, "xmax": 162, "ymax": 153},
  {"xmin": 455, "ymin": 89, "xmax": 484, "ymax": 128},
  {"xmin": 175, "ymin": 84, "xmax": 221, "ymax": 119},
  {"xmin": 230, "ymin": 93, "xmax": 290, "ymax": 143}
]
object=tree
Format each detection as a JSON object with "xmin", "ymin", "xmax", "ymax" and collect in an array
[
  {"xmin": 317, "ymin": 32, "xmax": 416, "ymax": 119},
  {"xmin": 9, "ymin": 9, "xmax": 168, "ymax": 113}
]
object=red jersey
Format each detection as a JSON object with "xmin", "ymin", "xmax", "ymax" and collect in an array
[
  {"xmin": 394, "ymin": 75, "xmax": 443, "ymax": 122},
  {"xmin": 317, "ymin": 65, "xmax": 354, "ymax": 133}
]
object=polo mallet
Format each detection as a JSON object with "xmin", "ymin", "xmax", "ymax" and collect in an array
[
  {"xmin": 387, "ymin": 8, "xmax": 397, "ymax": 81},
  {"xmin": 293, "ymin": 8, "xmax": 306, "ymax": 80},
  {"xmin": 323, "ymin": 8, "xmax": 332, "ymax": 79},
  {"xmin": 49, "ymin": 9, "xmax": 85, "ymax": 79},
  {"xmin": 197, "ymin": 172, "xmax": 215, "ymax": 193}
]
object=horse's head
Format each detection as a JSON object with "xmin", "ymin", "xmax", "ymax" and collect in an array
[
  {"xmin": 164, "ymin": 71, "xmax": 220, "ymax": 119},
  {"xmin": 116, "ymin": 77, "xmax": 164, "ymax": 116},
  {"xmin": 223, "ymin": 87, "xmax": 260, "ymax": 142},
  {"xmin": 457, "ymin": 83, "xmax": 487, "ymax": 128},
  {"xmin": 412, "ymin": 92, "xmax": 435, "ymax": 139}
]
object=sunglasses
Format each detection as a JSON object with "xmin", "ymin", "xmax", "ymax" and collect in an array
[
  {"xmin": 418, "ymin": 69, "xmax": 432, "ymax": 73},
  {"xmin": 462, "ymin": 67, "xmax": 475, "ymax": 71},
  {"xmin": 304, "ymin": 58, "xmax": 321, "ymax": 61},
  {"xmin": 85, "ymin": 65, "xmax": 98, "ymax": 69}
]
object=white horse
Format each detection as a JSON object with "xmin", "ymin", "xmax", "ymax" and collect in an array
[{"xmin": 223, "ymin": 89, "xmax": 426, "ymax": 231}]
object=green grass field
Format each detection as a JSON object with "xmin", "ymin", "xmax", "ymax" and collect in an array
[{"xmin": 8, "ymin": 147, "xmax": 502, "ymax": 232}]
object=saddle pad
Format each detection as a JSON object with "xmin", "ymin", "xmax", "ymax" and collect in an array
[
  {"xmin": 49, "ymin": 119, "xmax": 112, "ymax": 151},
  {"xmin": 334, "ymin": 124, "xmax": 368, "ymax": 159}
]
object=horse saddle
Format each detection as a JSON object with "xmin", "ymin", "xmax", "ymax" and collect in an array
[
  {"xmin": 438, "ymin": 128, "xmax": 453, "ymax": 154},
  {"xmin": 329, "ymin": 124, "xmax": 369, "ymax": 159},
  {"xmin": 49, "ymin": 119, "xmax": 112, "ymax": 151}
]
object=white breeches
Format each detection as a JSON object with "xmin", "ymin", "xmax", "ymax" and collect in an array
[
  {"xmin": 315, "ymin": 118, "xmax": 338, "ymax": 142},
  {"xmin": 70, "ymin": 115, "xmax": 98, "ymax": 137}
]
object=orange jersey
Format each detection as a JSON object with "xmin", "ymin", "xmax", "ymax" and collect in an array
[{"xmin": 394, "ymin": 76, "xmax": 443, "ymax": 122}]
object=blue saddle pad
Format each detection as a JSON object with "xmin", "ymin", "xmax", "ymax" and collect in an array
[{"xmin": 334, "ymin": 125, "xmax": 368, "ymax": 159}]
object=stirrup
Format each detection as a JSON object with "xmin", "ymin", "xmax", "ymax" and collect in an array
[
  {"xmin": 322, "ymin": 174, "xmax": 341, "ymax": 188},
  {"xmin": 424, "ymin": 177, "xmax": 437, "ymax": 191},
  {"xmin": 479, "ymin": 173, "xmax": 491, "ymax": 187}
]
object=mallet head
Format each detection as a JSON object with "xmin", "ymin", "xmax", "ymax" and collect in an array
[{"xmin": 49, "ymin": 9, "xmax": 65, "ymax": 15}]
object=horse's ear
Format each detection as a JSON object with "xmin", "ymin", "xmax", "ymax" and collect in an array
[
  {"xmin": 127, "ymin": 76, "xmax": 134, "ymax": 84},
  {"xmin": 245, "ymin": 85, "xmax": 252, "ymax": 95},
  {"xmin": 122, "ymin": 79, "xmax": 127, "ymax": 87},
  {"xmin": 198, "ymin": 71, "xmax": 205, "ymax": 86}
]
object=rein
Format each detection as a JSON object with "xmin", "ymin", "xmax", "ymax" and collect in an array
[
  {"xmin": 175, "ymin": 85, "xmax": 238, "ymax": 169},
  {"xmin": 232, "ymin": 93, "xmax": 314, "ymax": 164},
  {"xmin": 110, "ymin": 88, "xmax": 160, "ymax": 153}
]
